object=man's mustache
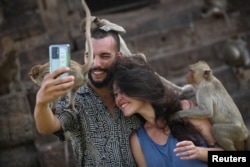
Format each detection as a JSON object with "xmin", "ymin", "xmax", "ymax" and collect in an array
[{"xmin": 90, "ymin": 67, "xmax": 108, "ymax": 72}]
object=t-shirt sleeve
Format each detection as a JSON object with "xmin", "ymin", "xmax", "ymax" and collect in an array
[{"xmin": 55, "ymin": 97, "xmax": 78, "ymax": 133}]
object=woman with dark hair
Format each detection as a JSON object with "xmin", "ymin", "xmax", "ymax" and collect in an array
[{"xmin": 111, "ymin": 56, "xmax": 222, "ymax": 167}]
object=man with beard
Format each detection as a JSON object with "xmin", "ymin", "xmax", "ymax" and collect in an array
[{"xmin": 34, "ymin": 28, "xmax": 142, "ymax": 167}]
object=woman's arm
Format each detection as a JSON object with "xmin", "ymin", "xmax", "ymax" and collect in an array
[{"xmin": 130, "ymin": 132, "xmax": 147, "ymax": 167}]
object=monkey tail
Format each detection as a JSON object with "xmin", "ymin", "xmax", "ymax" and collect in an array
[
  {"xmin": 64, "ymin": 132, "xmax": 70, "ymax": 167},
  {"xmin": 81, "ymin": 0, "xmax": 94, "ymax": 73}
]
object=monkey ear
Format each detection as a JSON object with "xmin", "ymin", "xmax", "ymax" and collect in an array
[
  {"xmin": 29, "ymin": 66, "xmax": 40, "ymax": 80},
  {"xmin": 204, "ymin": 70, "xmax": 211, "ymax": 80}
]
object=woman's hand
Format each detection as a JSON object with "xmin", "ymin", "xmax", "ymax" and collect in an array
[
  {"xmin": 174, "ymin": 140, "xmax": 223, "ymax": 162},
  {"xmin": 174, "ymin": 140, "xmax": 201, "ymax": 160}
]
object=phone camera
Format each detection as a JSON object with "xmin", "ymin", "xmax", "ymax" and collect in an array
[{"xmin": 52, "ymin": 47, "xmax": 59, "ymax": 59}]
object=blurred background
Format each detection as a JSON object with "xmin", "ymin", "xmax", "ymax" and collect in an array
[{"xmin": 0, "ymin": 0, "xmax": 250, "ymax": 166}]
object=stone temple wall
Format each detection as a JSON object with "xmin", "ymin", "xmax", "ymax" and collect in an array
[{"xmin": 0, "ymin": 0, "xmax": 250, "ymax": 166}]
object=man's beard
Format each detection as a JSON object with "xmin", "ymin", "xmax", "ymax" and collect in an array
[{"xmin": 88, "ymin": 68, "xmax": 113, "ymax": 88}]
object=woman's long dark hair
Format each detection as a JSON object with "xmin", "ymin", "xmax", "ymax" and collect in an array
[{"xmin": 111, "ymin": 55, "xmax": 203, "ymax": 146}]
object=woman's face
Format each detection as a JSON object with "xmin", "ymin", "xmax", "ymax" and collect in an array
[{"xmin": 113, "ymin": 83, "xmax": 145, "ymax": 116}]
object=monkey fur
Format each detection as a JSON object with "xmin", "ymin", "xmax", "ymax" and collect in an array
[
  {"xmin": 80, "ymin": 16, "xmax": 126, "ymax": 35},
  {"xmin": 80, "ymin": 16, "xmax": 132, "ymax": 57},
  {"xmin": 222, "ymin": 36, "xmax": 250, "ymax": 68},
  {"xmin": 81, "ymin": 0, "xmax": 94, "ymax": 73},
  {"xmin": 29, "ymin": 60, "xmax": 85, "ymax": 112},
  {"xmin": 172, "ymin": 60, "xmax": 250, "ymax": 150},
  {"xmin": 201, "ymin": 0, "xmax": 231, "ymax": 27},
  {"xmin": 202, "ymin": 0, "xmax": 228, "ymax": 18}
]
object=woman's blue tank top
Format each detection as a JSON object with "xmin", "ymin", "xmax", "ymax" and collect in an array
[{"xmin": 136, "ymin": 126, "xmax": 207, "ymax": 167}]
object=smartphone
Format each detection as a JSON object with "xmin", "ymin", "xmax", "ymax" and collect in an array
[{"xmin": 49, "ymin": 44, "xmax": 71, "ymax": 78}]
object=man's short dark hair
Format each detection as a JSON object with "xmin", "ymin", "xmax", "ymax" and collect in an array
[{"xmin": 86, "ymin": 28, "xmax": 120, "ymax": 52}]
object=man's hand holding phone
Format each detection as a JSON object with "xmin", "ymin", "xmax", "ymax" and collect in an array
[{"xmin": 36, "ymin": 44, "xmax": 74, "ymax": 106}]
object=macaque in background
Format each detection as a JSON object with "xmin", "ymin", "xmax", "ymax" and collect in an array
[
  {"xmin": 172, "ymin": 60, "xmax": 250, "ymax": 151},
  {"xmin": 201, "ymin": 0, "xmax": 231, "ymax": 27},
  {"xmin": 202, "ymin": 0, "xmax": 228, "ymax": 17},
  {"xmin": 222, "ymin": 36, "xmax": 250, "ymax": 68},
  {"xmin": 0, "ymin": 36, "xmax": 24, "ymax": 95},
  {"xmin": 221, "ymin": 36, "xmax": 250, "ymax": 91},
  {"xmin": 29, "ymin": 60, "xmax": 85, "ymax": 112}
]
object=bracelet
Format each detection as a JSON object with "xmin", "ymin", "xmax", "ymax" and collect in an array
[{"xmin": 208, "ymin": 143, "xmax": 220, "ymax": 148}]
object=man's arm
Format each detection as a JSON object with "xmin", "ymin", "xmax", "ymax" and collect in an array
[
  {"xmin": 34, "ymin": 102, "xmax": 61, "ymax": 134},
  {"xmin": 34, "ymin": 67, "xmax": 74, "ymax": 134}
]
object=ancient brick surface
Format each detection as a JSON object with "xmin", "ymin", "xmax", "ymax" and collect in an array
[
  {"xmin": 36, "ymin": 139, "xmax": 78, "ymax": 167},
  {"xmin": 1, "ymin": 0, "xmax": 250, "ymax": 167}
]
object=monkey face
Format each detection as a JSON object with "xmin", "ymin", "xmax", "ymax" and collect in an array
[
  {"xmin": 80, "ymin": 16, "xmax": 126, "ymax": 34},
  {"xmin": 29, "ymin": 63, "xmax": 49, "ymax": 86},
  {"xmin": 29, "ymin": 66, "xmax": 40, "ymax": 84},
  {"xmin": 187, "ymin": 61, "xmax": 212, "ymax": 85}
]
